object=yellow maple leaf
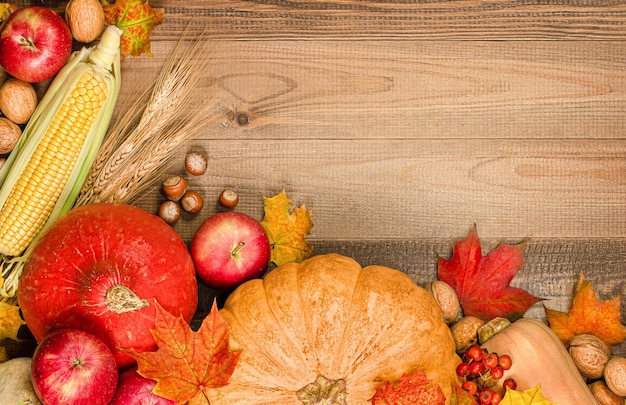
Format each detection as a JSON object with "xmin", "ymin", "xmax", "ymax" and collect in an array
[
  {"xmin": 545, "ymin": 273, "xmax": 626, "ymax": 347},
  {"xmin": 260, "ymin": 190, "xmax": 314, "ymax": 267},
  {"xmin": 0, "ymin": 3, "xmax": 12, "ymax": 22},
  {"xmin": 0, "ymin": 302, "xmax": 25, "ymax": 342},
  {"xmin": 102, "ymin": 0, "xmax": 164, "ymax": 58},
  {"xmin": 501, "ymin": 385, "xmax": 555, "ymax": 405}
]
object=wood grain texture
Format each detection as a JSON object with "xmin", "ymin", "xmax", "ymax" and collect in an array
[
  {"xmin": 155, "ymin": 0, "xmax": 626, "ymax": 40},
  {"xmin": 133, "ymin": 137, "xmax": 626, "ymax": 240},
  {"xmin": 124, "ymin": 39, "xmax": 626, "ymax": 140}
]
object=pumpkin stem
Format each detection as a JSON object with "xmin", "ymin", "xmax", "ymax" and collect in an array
[
  {"xmin": 106, "ymin": 284, "xmax": 150, "ymax": 314},
  {"xmin": 297, "ymin": 375, "xmax": 347, "ymax": 405}
]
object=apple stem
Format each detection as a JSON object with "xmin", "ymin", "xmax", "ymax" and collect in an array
[
  {"xmin": 19, "ymin": 37, "xmax": 36, "ymax": 49},
  {"xmin": 231, "ymin": 242, "xmax": 245, "ymax": 256}
]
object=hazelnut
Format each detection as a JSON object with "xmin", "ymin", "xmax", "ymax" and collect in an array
[
  {"xmin": 569, "ymin": 334, "xmax": 612, "ymax": 379},
  {"xmin": 161, "ymin": 175, "xmax": 188, "ymax": 201},
  {"xmin": 588, "ymin": 381, "xmax": 623, "ymax": 405},
  {"xmin": 185, "ymin": 152, "xmax": 207, "ymax": 176},
  {"xmin": 450, "ymin": 316, "xmax": 485, "ymax": 353},
  {"xmin": 218, "ymin": 189, "xmax": 239, "ymax": 208},
  {"xmin": 158, "ymin": 201, "xmax": 181, "ymax": 225},
  {"xmin": 424, "ymin": 280, "xmax": 461, "ymax": 324},
  {"xmin": 65, "ymin": 0, "xmax": 106, "ymax": 43},
  {"xmin": 181, "ymin": 190, "xmax": 204, "ymax": 214},
  {"xmin": 604, "ymin": 356, "xmax": 626, "ymax": 397},
  {"xmin": 0, "ymin": 78, "xmax": 37, "ymax": 124},
  {"xmin": 0, "ymin": 117, "xmax": 21, "ymax": 154}
]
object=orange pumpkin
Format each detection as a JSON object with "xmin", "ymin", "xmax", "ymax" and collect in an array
[{"xmin": 209, "ymin": 253, "xmax": 461, "ymax": 404}]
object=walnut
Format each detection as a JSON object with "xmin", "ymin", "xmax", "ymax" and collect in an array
[
  {"xmin": 65, "ymin": 0, "xmax": 106, "ymax": 43},
  {"xmin": 424, "ymin": 280, "xmax": 461, "ymax": 324},
  {"xmin": 604, "ymin": 356, "xmax": 626, "ymax": 397},
  {"xmin": 568, "ymin": 334, "xmax": 612, "ymax": 379},
  {"xmin": 588, "ymin": 381, "xmax": 623, "ymax": 405},
  {"xmin": 0, "ymin": 117, "xmax": 22, "ymax": 154},
  {"xmin": 450, "ymin": 316, "xmax": 485, "ymax": 353},
  {"xmin": 0, "ymin": 78, "xmax": 37, "ymax": 124}
]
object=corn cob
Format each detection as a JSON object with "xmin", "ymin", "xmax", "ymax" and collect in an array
[{"xmin": 0, "ymin": 25, "xmax": 123, "ymax": 298}]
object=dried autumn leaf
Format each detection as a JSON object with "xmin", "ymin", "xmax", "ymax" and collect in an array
[
  {"xmin": 438, "ymin": 225, "xmax": 542, "ymax": 322},
  {"xmin": 501, "ymin": 385, "xmax": 555, "ymax": 405},
  {"xmin": 545, "ymin": 273, "xmax": 626, "ymax": 347},
  {"xmin": 370, "ymin": 369, "xmax": 446, "ymax": 405},
  {"xmin": 260, "ymin": 190, "xmax": 314, "ymax": 267},
  {"xmin": 449, "ymin": 381, "xmax": 478, "ymax": 405},
  {"xmin": 0, "ymin": 3, "xmax": 15, "ymax": 22},
  {"xmin": 0, "ymin": 346, "xmax": 8, "ymax": 362},
  {"xmin": 102, "ymin": 0, "xmax": 164, "ymax": 58},
  {"xmin": 0, "ymin": 302, "xmax": 25, "ymax": 341},
  {"xmin": 126, "ymin": 300, "xmax": 240, "ymax": 404}
]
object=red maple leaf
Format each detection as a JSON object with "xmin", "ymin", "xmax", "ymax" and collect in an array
[
  {"xmin": 370, "ymin": 369, "xmax": 446, "ymax": 405},
  {"xmin": 125, "ymin": 300, "xmax": 240, "ymax": 404},
  {"xmin": 438, "ymin": 226, "xmax": 542, "ymax": 322}
]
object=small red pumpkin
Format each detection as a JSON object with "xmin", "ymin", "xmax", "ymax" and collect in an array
[{"xmin": 18, "ymin": 203, "xmax": 198, "ymax": 369}]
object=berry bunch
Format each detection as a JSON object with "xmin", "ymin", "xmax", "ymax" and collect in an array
[{"xmin": 455, "ymin": 344, "xmax": 517, "ymax": 404}]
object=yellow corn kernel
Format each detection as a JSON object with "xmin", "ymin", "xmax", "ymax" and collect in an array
[{"xmin": 0, "ymin": 70, "xmax": 108, "ymax": 256}]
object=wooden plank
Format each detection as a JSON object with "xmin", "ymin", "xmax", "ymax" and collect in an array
[
  {"xmin": 185, "ymin": 238, "xmax": 626, "ymax": 357},
  {"xmin": 117, "ymin": 39, "xmax": 626, "ymax": 140},
  {"xmin": 156, "ymin": 0, "xmax": 626, "ymax": 40},
  {"xmin": 133, "ymin": 138, "xmax": 626, "ymax": 240}
]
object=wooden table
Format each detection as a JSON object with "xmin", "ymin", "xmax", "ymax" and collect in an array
[{"xmin": 7, "ymin": 0, "xmax": 626, "ymax": 358}]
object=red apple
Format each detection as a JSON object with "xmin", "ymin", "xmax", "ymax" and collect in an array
[
  {"xmin": 111, "ymin": 367, "xmax": 175, "ymax": 405},
  {"xmin": 190, "ymin": 211, "xmax": 271, "ymax": 290},
  {"xmin": 31, "ymin": 328, "xmax": 118, "ymax": 405},
  {"xmin": 0, "ymin": 6, "xmax": 72, "ymax": 83}
]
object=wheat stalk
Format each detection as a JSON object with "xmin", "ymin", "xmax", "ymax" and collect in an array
[
  {"xmin": 77, "ymin": 23, "xmax": 215, "ymax": 206},
  {"xmin": 78, "ymin": 87, "xmax": 148, "ymax": 198}
]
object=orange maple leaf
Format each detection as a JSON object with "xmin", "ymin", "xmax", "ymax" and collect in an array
[
  {"xmin": 545, "ymin": 273, "xmax": 626, "ymax": 347},
  {"xmin": 102, "ymin": 0, "xmax": 164, "ymax": 58},
  {"xmin": 125, "ymin": 300, "xmax": 240, "ymax": 404},
  {"xmin": 370, "ymin": 370, "xmax": 446, "ymax": 405}
]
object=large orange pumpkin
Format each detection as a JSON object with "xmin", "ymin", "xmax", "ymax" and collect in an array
[{"xmin": 209, "ymin": 253, "xmax": 460, "ymax": 404}]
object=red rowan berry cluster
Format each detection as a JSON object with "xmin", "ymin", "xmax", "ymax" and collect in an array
[{"xmin": 455, "ymin": 344, "xmax": 517, "ymax": 404}]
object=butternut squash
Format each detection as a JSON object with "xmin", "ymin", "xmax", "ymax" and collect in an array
[{"xmin": 481, "ymin": 318, "xmax": 599, "ymax": 404}]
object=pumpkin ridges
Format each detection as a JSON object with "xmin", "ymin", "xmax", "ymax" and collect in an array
[
  {"xmin": 212, "ymin": 254, "xmax": 460, "ymax": 405},
  {"xmin": 263, "ymin": 260, "xmax": 325, "ymax": 376},
  {"xmin": 339, "ymin": 264, "xmax": 459, "ymax": 402},
  {"xmin": 220, "ymin": 277, "xmax": 310, "ymax": 388},
  {"xmin": 295, "ymin": 254, "xmax": 362, "ymax": 378}
]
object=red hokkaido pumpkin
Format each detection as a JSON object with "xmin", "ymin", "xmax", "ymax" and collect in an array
[{"xmin": 17, "ymin": 203, "xmax": 198, "ymax": 369}]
